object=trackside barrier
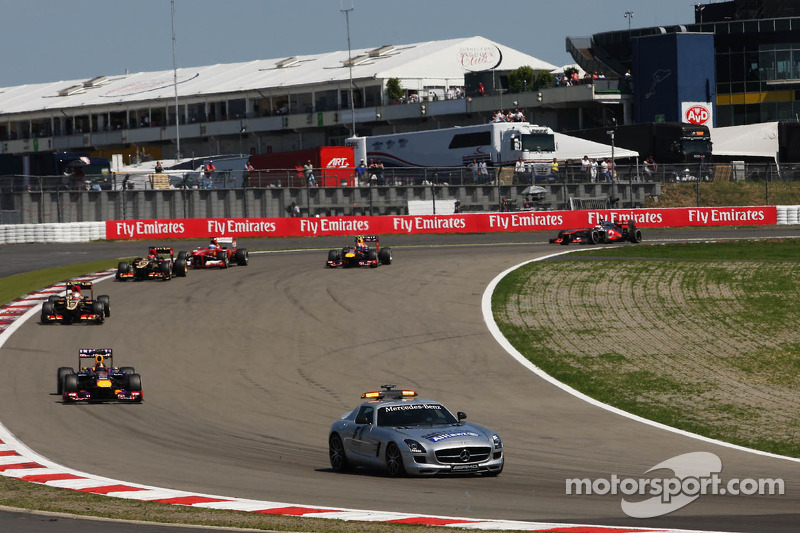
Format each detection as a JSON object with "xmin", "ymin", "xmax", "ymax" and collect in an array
[{"xmin": 0, "ymin": 206, "xmax": 798, "ymax": 244}]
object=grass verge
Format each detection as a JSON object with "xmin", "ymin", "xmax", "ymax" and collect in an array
[{"xmin": 493, "ymin": 239, "xmax": 800, "ymax": 458}]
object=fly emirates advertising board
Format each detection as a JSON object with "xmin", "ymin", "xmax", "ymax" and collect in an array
[{"xmin": 106, "ymin": 206, "xmax": 776, "ymax": 239}]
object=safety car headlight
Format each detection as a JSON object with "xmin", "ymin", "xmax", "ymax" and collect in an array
[
  {"xmin": 492, "ymin": 434, "xmax": 503, "ymax": 449},
  {"xmin": 404, "ymin": 439, "xmax": 426, "ymax": 454}
]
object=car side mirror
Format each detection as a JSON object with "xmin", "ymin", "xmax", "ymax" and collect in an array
[
  {"xmin": 457, "ymin": 411, "xmax": 467, "ymax": 421},
  {"xmin": 355, "ymin": 414, "xmax": 371, "ymax": 425}
]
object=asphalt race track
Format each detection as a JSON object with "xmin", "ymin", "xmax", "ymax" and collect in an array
[{"xmin": 1, "ymin": 228, "xmax": 799, "ymax": 532}]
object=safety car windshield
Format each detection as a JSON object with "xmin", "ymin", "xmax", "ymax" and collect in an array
[{"xmin": 377, "ymin": 403, "xmax": 458, "ymax": 427}]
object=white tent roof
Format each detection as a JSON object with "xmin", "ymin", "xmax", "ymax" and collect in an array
[
  {"xmin": 554, "ymin": 132, "xmax": 639, "ymax": 161},
  {"xmin": 711, "ymin": 122, "xmax": 779, "ymax": 162},
  {"xmin": 0, "ymin": 36, "xmax": 557, "ymax": 116}
]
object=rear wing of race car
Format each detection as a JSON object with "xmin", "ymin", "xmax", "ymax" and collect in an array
[
  {"xmin": 79, "ymin": 348, "xmax": 112, "ymax": 359},
  {"xmin": 363, "ymin": 235, "xmax": 380, "ymax": 243},
  {"xmin": 213, "ymin": 237, "xmax": 236, "ymax": 248},
  {"xmin": 68, "ymin": 281, "xmax": 94, "ymax": 290},
  {"xmin": 148, "ymin": 246, "xmax": 175, "ymax": 256}
]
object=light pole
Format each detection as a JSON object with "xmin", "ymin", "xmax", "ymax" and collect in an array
[
  {"xmin": 624, "ymin": 9, "xmax": 634, "ymax": 35},
  {"xmin": 340, "ymin": 1, "xmax": 356, "ymax": 137},
  {"xmin": 171, "ymin": 0, "xmax": 181, "ymax": 160}
]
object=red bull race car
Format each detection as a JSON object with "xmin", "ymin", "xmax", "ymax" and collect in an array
[
  {"xmin": 549, "ymin": 219, "xmax": 642, "ymax": 245},
  {"xmin": 40, "ymin": 281, "xmax": 109, "ymax": 325},
  {"xmin": 184, "ymin": 237, "xmax": 249, "ymax": 268},
  {"xmin": 116, "ymin": 246, "xmax": 188, "ymax": 280},
  {"xmin": 326, "ymin": 235, "xmax": 392, "ymax": 268},
  {"xmin": 58, "ymin": 349, "xmax": 143, "ymax": 403}
]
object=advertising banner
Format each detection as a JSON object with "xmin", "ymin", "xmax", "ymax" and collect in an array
[{"xmin": 105, "ymin": 206, "xmax": 777, "ymax": 240}]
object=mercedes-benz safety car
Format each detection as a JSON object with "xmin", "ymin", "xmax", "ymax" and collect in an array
[
  {"xmin": 326, "ymin": 235, "xmax": 392, "ymax": 268},
  {"xmin": 185, "ymin": 237, "xmax": 249, "ymax": 268},
  {"xmin": 116, "ymin": 246, "xmax": 188, "ymax": 280},
  {"xmin": 58, "ymin": 349, "xmax": 143, "ymax": 403},
  {"xmin": 40, "ymin": 281, "xmax": 109, "ymax": 325},
  {"xmin": 549, "ymin": 219, "xmax": 642, "ymax": 245},
  {"xmin": 328, "ymin": 385, "xmax": 503, "ymax": 476}
]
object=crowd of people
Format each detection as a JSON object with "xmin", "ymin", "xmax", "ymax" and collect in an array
[{"xmin": 490, "ymin": 109, "xmax": 526, "ymax": 123}]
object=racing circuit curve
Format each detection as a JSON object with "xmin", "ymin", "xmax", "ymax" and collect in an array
[{"xmin": 0, "ymin": 232, "xmax": 798, "ymax": 532}]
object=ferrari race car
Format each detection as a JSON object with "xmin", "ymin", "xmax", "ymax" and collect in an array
[
  {"xmin": 326, "ymin": 235, "xmax": 392, "ymax": 268},
  {"xmin": 58, "ymin": 348, "xmax": 143, "ymax": 403},
  {"xmin": 328, "ymin": 385, "xmax": 503, "ymax": 477},
  {"xmin": 549, "ymin": 219, "xmax": 642, "ymax": 245},
  {"xmin": 185, "ymin": 237, "xmax": 249, "ymax": 268},
  {"xmin": 116, "ymin": 246, "xmax": 188, "ymax": 281},
  {"xmin": 40, "ymin": 281, "xmax": 109, "ymax": 325}
]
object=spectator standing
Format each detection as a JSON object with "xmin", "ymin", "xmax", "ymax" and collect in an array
[
  {"xmin": 243, "ymin": 160, "xmax": 254, "ymax": 187},
  {"xmin": 288, "ymin": 201, "xmax": 300, "ymax": 217},
  {"xmin": 479, "ymin": 160, "xmax": 489, "ymax": 183},
  {"xmin": 644, "ymin": 155, "xmax": 657, "ymax": 180},
  {"xmin": 470, "ymin": 159, "xmax": 479, "ymax": 183},
  {"xmin": 303, "ymin": 159, "xmax": 316, "ymax": 186},
  {"xmin": 376, "ymin": 161, "xmax": 385, "ymax": 185},
  {"xmin": 600, "ymin": 159, "xmax": 611, "ymax": 182},
  {"xmin": 514, "ymin": 157, "xmax": 527, "ymax": 184},
  {"xmin": 581, "ymin": 156, "xmax": 590, "ymax": 180},
  {"xmin": 454, "ymin": 199, "xmax": 462, "ymax": 213},
  {"xmin": 477, "ymin": 82, "xmax": 485, "ymax": 97},
  {"xmin": 550, "ymin": 158, "xmax": 560, "ymax": 181},
  {"xmin": 155, "ymin": 161, "xmax": 164, "ymax": 173},
  {"xmin": 355, "ymin": 159, "xmax": 367, "ymax": 185},
  {"xmin": 204, "ymin": 160, "xmax": 216, "ymax": 189}
]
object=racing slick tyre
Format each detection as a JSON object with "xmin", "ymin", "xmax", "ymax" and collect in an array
[
  {"xmin": 378, "ymin": 247, "xmax": 392, "ymax": 265},
  {"xmin": 97, "ymin": 295, "xmax": 110, "ymax": 317},
  {"xmin": 47, "ymin": 295, "xmax": 59, "ymax": 305},
  {"xmin": 328, "ymin": 433, "xmax": 351, "ymax": 472},
  {"xmin": 590, "ymin": 230, "xmax": 601, "ymax": 244},
  {"xmin": 119, "ymin": 366, "xmax": 136, "ymax": 375},
  {"xmin": 367, "ymin": 249, "xmax": 379, "ymax": 268},
  {"xmin": 628, "ymin": 224, "xmax": 642, "ymax": 243},
  {"xmin": 560, "ymin": 234, "xmax": 571, "ymax": 245},
  {"xmin": 385, "ymin": 441, "xmax": 405, "ymax": 477},
  {"xmin": 126, "ymin": 373, "xmax": 142, "ymax": 392},
  {"xmin": 159, "ymin": 261, "xmax": 172, "ymax": 280},
  {"xmin": 41, "ymin": 302, "xmax": 55, "ymax": 323},
  {"xmin": 57, "ymin": 367, "xmax": 74, "ymax": 395},
  {"xmin": 234, "ymin": 248, "xmax": 249, "ymax": 266},
  {"xmin": 116, "ymin": 262, "xmax": 131, "ymax": 281},
  {"xmin": 92, "ymin": 301, "xmax": 105, "ymax": 323},
  {"xmin": 62, "ymin": 373, "xmax": 79, "ymax": 401},
  {"xmin": 217, "ymin": 250, "xmax": 229, "ymax": 269},
  {"xmin": 177, "ymin": 251, "xmax": 188, "ymax": 262},
  {"xmin": 173, "ymin": 258, "xmax": 188, "ymax": 277}
]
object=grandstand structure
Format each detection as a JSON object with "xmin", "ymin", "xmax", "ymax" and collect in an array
[{"xmin": 0, "ymin": 36, "xmax": 627, "ymax": 165}]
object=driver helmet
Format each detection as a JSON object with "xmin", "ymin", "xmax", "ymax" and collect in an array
[
  {"xmin": 208, "ymin": 243, "xmax": 217, "ymax": 249},
  {"xmin": 356, "ymin": 235, "xmax": 365, "ymax": 245},
  {"xmin": 94, "ymin": 354, "xmax": 105, "ymax": 369}
]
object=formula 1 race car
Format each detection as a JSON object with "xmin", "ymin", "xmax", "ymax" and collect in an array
[
  {"xmin": 328, "ymin": 385, "xmax": 503, "ymax": 477},
  {"xmin": 116, "ymin": 246, "xmax": 188, "ymax": 280},
  {"xmin": 40, "ymin": 281, "xmax": 110, "ymax": 325},
  {"xmin": 326, "ymin": 235, "xmax": 392, "ymax": 268},
  {"xmin": 184, "ymin": 237, "xmax": 249, "ymax": 268},
  {"xmin": 58, "ymin": 348, "xmax": 143, "ymax": 403},
  {"xmin": 549, "ymin": 219, "xmax": 643, "ymax": 245}
]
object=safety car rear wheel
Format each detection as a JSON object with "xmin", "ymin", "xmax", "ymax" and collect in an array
[
  {"xmin": 328, "ymin": 433, "xmax": 350, "ymax": 472},
  {"xmin": 57, "ymin": 367, "xmax": 74, "ymax": 395},
  {"xmin": 385, "ymin": 442, "xmax": 405, "ymax": 477}
]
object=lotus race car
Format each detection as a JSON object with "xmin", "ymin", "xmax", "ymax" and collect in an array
[
  {"xmin": 58, "ymin": 349, "xmax": 143, "ymax": 403},
  {"xmin": 41, "ymin": 281, "xmax": 110, "ymax": 325},
  {"xmin": 116, "ymin": 246, "xmax": 188, "ymax": 280},
  {"xmin": 326, "ymin": 235, "xmax": 392, "ymax": 268},
  {"xmin": 549, "ymin": 219, "xmax": 642, "ymax": 245},
  {"xmin": 328, "ymin": 385, "xmax": 503, "ymax": 476},
  {"xmin": 185, "ymin": 237, "xmax": 249, "ymax": 268}
]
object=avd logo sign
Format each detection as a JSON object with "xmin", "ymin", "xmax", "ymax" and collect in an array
[{"xmin": 682, "ymin": 102, "xmax": 713, "ymax": 126}]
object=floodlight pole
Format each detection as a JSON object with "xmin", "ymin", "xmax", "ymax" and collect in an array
[
  {"xmin": 624, "ymin": 9, "xmax": 634, "ymax": 36},
  {"xmin": 171, "ymin": 0, "xmax": 181, "ymax": 160},
  {"xmin": 341, "ymin": 1, "xmax": 356, "ymax": 137}
]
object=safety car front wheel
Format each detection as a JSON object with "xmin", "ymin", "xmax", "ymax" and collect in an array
[{"xmin": 329, "ymin": 433, "xmax": 351, "ymax": 472}]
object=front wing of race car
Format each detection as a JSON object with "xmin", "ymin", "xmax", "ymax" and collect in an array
[{"xmin": 64, "ymin": 389, "xmax": 143, "ymax": 402}]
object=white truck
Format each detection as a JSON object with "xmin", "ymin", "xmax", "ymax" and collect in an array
[{"xmin": 346, "ymin": 122, "xmax": 635, "ymax": 179}]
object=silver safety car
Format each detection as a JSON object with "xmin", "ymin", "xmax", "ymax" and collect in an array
[{"xmin": 328, "ymin": 385, "xmax": 503, "ymax": 476}]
